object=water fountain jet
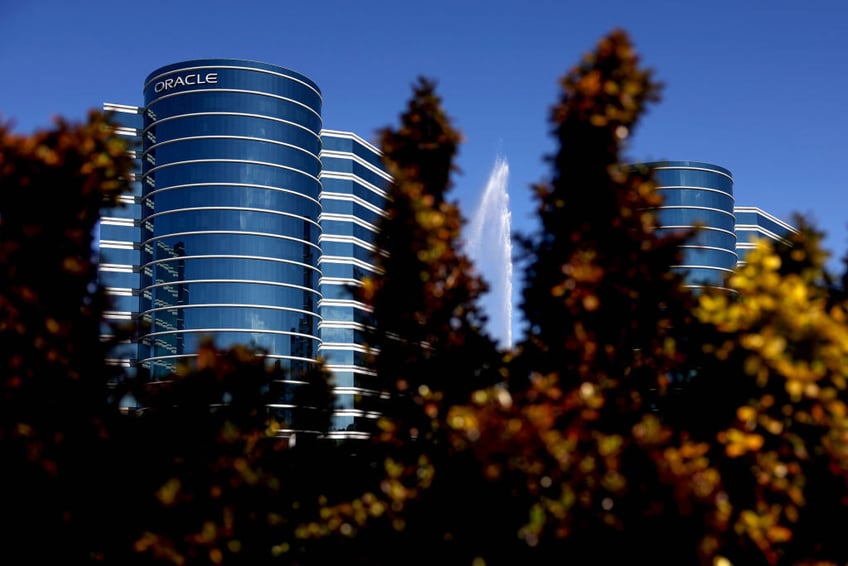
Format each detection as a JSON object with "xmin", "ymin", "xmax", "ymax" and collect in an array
[{"xmin": 466, "ymin": 156, "xmax": 512, "ymax": 349}]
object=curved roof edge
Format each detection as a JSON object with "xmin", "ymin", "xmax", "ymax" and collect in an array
[
  {"xmin": 637, "ymin": 160, "xmax": 733, "ymax": 180},
  {"xmin": 143, "ymin": 58, "xmax": 320, "ymax": 96}
]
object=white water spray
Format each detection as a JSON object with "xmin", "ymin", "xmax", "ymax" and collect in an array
[{"xmin": 466, "ymin": 156, "xmax": 513, "ymax": 348}]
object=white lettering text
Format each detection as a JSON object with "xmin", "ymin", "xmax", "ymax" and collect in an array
[{"xmin": 153, "ymin": 73, "xmax": 219, "ymax": 94}]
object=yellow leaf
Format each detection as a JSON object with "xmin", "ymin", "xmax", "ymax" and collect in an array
[{"xmin": 766, "ymin": 525, "xmax": 793, "ymax": 543}]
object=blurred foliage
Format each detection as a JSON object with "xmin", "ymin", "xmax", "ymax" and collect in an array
[
  {"xmin": 4, "ymin": 28, "xmax": 848, "ymax": 566},
  {"xmin": 0, "ymin": 111, "xmax": 132, "ymax": 560},
  {"xmin": 356, "ymin": 77, "xmax": 502, "ymax": 431}
]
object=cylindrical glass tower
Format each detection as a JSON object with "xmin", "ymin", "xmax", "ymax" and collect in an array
[
  {"xmin": 139, "ymin": 59, "xmax": 323, "ymax": 382},
  {"xmin": 645, "ymin": 161, "xmax": 737, "ymax": 291}
]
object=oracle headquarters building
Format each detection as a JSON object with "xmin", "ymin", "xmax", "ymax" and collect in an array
[
  {"xmin": 647, "ymin": 161, "xmax": 796, "ymax": 292},
  {"xmin": 99, "ymin": 59, "xmax": 389, "ymax": 438},
  {"xmin": 97, "ymin": 60, "xmax": 795, "ymax": 439}
]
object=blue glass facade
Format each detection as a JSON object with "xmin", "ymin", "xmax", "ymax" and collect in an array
[
  {"xmin": 645, "ymin": 161, "xmax": 797, "ymax": 288},
  {"xmin": 99, "ymin": 103, "xmax": 143, "ymax": 375},
  {"xmin": 646, "ymin": 161, "xmax": 738, "ymax": 291},
  {"xmin": 733, "ymin": 206, "xmax": 797, "ymax": 265},
  {"xmin": 139, "ymin": 60, "xmax": 324, "ymax": 383},
  {"xmin": 319, "ymin": 130, "xmax": 390, "ymax": 437},
  {"xmin": 100, "ymin": 59, "xmax": 392, "ymax": 438}
]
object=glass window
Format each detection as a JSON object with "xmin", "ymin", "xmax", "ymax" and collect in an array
[
  {"xmin": 320, "ymin": 262, "xmax": 376, "ymax": 281},
  {"xmin": 321, "ymin": 199, "xmax": 383, "ymax": 227},
  {"xmin": 98, "ymin": 271, "xmax": 139, "ymax": 289},
  {"xmin": 148, "ymin": 162, "xmax": 321, "ymax": 201},
  {"xmin": 320, "ymin": 283, "xmax": 357, "ymax": 301},
  {"xmin": 653, "ymin": 168, "xmax": 732, "ymax": 194},
  {"xmin": 99, "ymin": 248, "xmax": 139, "ymax": 266},
  {"xmin": 152, "ymin": 114, "xmax": 320, "ymax": 155},
  {"xmin": 144, "ymin": 281, "xmax": 320, "ymax": 311},
  {"xmin": 321, "ymin": 177, "xmax": 387, "ymax": 208},
  {"xmin": 148, "ymin": 90, "xmax": 321, "ymax": 134},
  {"xmin": 657, "ymin": 188, "xmax": 733, "ymax": 211},
  {"xmin": 150, "ymin": 137, "xmax": 320, "ymax": 178},
  {"xmin": 657, "ymin": 208, "xmax": 735, "ymax": 233},
  {"xmin": 321, "ymin": 241, "xmax": 377, "ymax": 264},
  {"xmin": 678, "ymin": 247, "xmax": 738, "ymax": 270},
  {"xmin": 150, "ymin": 209, "xmax": 319, "ymax": 242},
  {"xmin": 674, "ymin": 266, "xmax": 731, "ymax": 287},
  {"xmin": 149, "ymin": 256, "xmax": 320, "ymax": 288},
  {"xmin": 151, "ymin": 185, "xmax": 319, "ymax": 220},
  {"xmin": 147, "ymin": 328, "xmax": 319, "ymax": 359},
  {"xmin": 147, "ymin": 233, "xmax": 319, "ymax": 262}
]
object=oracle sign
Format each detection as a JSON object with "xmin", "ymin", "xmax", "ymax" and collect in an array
[{"xmin": 153, "ymin": 72, "xmax": 218, "ymax": 93}]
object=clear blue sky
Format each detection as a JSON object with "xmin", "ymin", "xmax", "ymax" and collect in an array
[{"xmin": 2, "ymin": 0, "xmax": 847, "ymax": 345}]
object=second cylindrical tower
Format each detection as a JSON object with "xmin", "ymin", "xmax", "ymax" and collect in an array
[{"xmin": 646, "ymin": 161, "xmax": 737, "ymax": 290}]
